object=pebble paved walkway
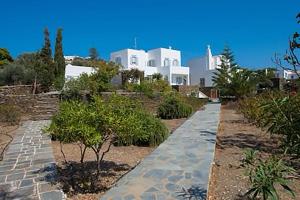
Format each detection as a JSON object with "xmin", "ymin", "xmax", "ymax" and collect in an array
[
  {"xmin": 101, "ymin": 103, "xmax": 221, "ymax": 200},
  {"xmin": 0, "ymin": 120, "xmax": 65, "ymax": 200}
]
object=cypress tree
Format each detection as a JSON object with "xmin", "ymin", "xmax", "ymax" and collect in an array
[
  {"xmin": 39, "ymin": 28, "xmax": 54, "ymax": 90},
  {"xmin": 54, "ymin": 28, "xmax": 65, "ymax": 78},
  {"xmin": 40, "ymin": 28, "xmax": 52, "ymax": 63}
]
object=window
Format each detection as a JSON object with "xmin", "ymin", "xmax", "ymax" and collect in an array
[
  {"xmin": 131, "ymin": 55, "xmax": 138, "ymax": 65},
  {"xmin": 291, "ymin": 75, "xmax": 294, "ymax": 79},
  {"xmin": 176, "ymin": 76, "xmax": 182, "ymax": 84},
  {"xmin": 173, "ymin": 59, "xmax": 179, "ymax": 66},
  {"xmin": 164, "ymin": 58, "xmax": 170, "ymax": 67},
  {"xmin": 148, "ymin": 59, "xmax": 155, "ymax": 67},
  {"xmin": 200, "ymin": 78, "xmax": 205, "ymax": 87},
  {"xmin": 115, "ymin": 57, "xmax": 122, "ymax": 65}
]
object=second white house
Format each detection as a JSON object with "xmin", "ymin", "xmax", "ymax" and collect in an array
[{"xmin": 110, "ymin": 47, "xmax": 190, "ymax": 85}]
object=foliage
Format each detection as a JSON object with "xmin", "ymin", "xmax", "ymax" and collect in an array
[
  {"xmin": 61, "ymin": 73, "xmax": 91, "ymax": 100},
  {"xmin": 54, "ymin": 28, "xmax": 65, "ymax": 90},
  {"xmin": 37, "ymin": 28, "xmax": 55, "ymax": 90},
  {"xmin": 0, "ymin": 48, "xmax": 13, "ymax": 66},
  {"xmin": 125, "ymin": 79, "xmax": 172, "ymax": 98},
  {"xmin": 157, "ymin": 93, "xmax": 193, "ymax": 119},
  {"xmin": 213, "ymin": 46, "xmax": 274, "ymax": 99},
  {"xmin": 0, "ymin": 64, "xmax": 32, "ymax": 85},
  {"xmin": 121, "ymin": 68, "xmax": 144, "ymax": 84},
  {"xmin": 278, "ymin": 13, "xmax": 300, "ymax": 78},
  {"xmin": 239, "ymin": 92, "xmax": 300, "ymax": 157},
  {"xmin": 62, "ymin": 60, "xmax": 120, "ymax": 97},
  {"xmin": 89, "ymin": 48, "xmax": 99, "ymax": 60},
  {"xmin": 0, "ymin": 104, "xmax": 21, "ymax": 125},
  {"xmin": 242, "ymin": 152, "xmax": 295, "ymax": 200},
  {"xmin": 71, "ymin": 57, "xmax": 90, "ymax": 66},
  {"xmin": 103, "ymin": 95, "xmax": 169, "ymax": 146},
  {"xmin": 152, "ymin": 73, "xmax": 163, "ymax": 81}
]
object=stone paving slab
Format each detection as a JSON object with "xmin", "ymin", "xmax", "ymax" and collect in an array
[
  {"xmin": 0, "ymin": 120, "xmax": 65, "ymax": 200},
  {"xmin": 101, "ymin": 103, "xmax": 221, "ymax": 200}
]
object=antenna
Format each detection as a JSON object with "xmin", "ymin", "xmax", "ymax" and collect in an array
[{"xmin": 134, "ymin": 37, "xmax": 137, "ymax": 49}]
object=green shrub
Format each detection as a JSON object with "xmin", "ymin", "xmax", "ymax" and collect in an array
[
  {"xmin": 104, "ymin": 94, "xmax": 169, "ymax": 146},
  {"xmin": 0, "ymin": 104, "xmax": 21, "ymax": 125},
  {"xmin": 48, "ymin": 94, "xmax": 169, "ymax": 148},
  {"xmin": 157, "ymin": 94, "xmax": 193, "ymax": 119},
  {"xmin": 244, "ymin": 155, "xmax": 295, "ymax": 200}
]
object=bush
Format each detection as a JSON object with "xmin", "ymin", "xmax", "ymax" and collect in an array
[
  {"xmin": 242, "ymin": 152, "xmax": 295, "ymax": 200},
  {"xmin": 238, "ymin": 92, "xmax": 300, "ymax": 156},
  {"xmin": 104, "ymin": 94, "xmax": 169, "ymax": 146},
  {"xmin": 157, "ymin": 94, "xmax": 193, "ymax": 119},
  {"xmin": 0, "ymin": 104, "xmax": 21, "ymax": 125}
]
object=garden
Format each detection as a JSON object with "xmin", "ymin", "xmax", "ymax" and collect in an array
[
  {"xmin": 208, "ymin": 13, "xmax": 300, "ymax": 200},
  {"xmin": 0, "ymin": 32, "xmax": 206, "ymax": 199}
]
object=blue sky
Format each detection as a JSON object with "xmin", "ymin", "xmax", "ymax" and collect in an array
[{"xmin": 0, "ymin": 0, "xmax": 298, "ymax": 68}]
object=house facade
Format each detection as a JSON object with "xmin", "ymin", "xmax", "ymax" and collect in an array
[
  {"xmin": 276, "ymin": 69, "xmax": 299, "ymax": 80},
  {"xmin": 188, "ymin": 46, "xmax": 222, "ymax": 87},
  {"xmin": 110, "ymin": 48, "xmax": 190, "ymax": 85}
]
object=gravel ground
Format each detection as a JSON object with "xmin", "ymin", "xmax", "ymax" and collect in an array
[
  {"xmin": 208, "ymin": 105, "xmax": 300, "ymax": 200},
  {"xmin": 51, "ymin": 118, "xmax": 186, "ymax": 200}
]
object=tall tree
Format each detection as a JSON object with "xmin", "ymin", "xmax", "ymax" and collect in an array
[
  {"xmin": 212, "ymin": 46, "xmax": 238, "ymax": 96},
  {"xmin": 54, "ymin": 28, "xmax": 66, "ymax": 89},
  {"xmin": 89, "ymin": 48, "xmax": 99, "ymax": 60},
  {"xmin": 39, "ymin": 28, "xmax": 54, "ymax": 91}
]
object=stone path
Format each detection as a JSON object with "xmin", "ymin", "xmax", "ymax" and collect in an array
[
  {"xmin": 0, "ymin": 120, "xmax": 65, "ymax": 200},
  {"xmin": 101, "ymin": 103, "xmax": 221, "ymax": 200}
]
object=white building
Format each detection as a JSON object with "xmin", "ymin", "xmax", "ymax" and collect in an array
[
  {"xmin": 188, "ymin": 46, "xmax": 222, "ymax": 87},
  {"xmin": 276, "ymin": 69, "xmax": 299, "ymax": 80},
  {"xmin": 64, "ymin": 64, "xmax": 94, "ymax": 80},
  {"xmin": 110, "ymin": 47, "xmax": 190, "ymax": 85}
]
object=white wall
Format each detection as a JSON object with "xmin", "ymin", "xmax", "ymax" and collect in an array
[
  {"xmin": 188, "ymin": 46, "xmax": 221, "ymax": 87},
  {"xmin": 65, "ymin": 64, "xmax": 94, "ymax": 80},
  {"xmin": 110, "ymin": 48, "xmax": 189, "ymax": 85}
]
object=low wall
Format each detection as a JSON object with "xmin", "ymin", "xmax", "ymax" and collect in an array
[
  {"xmin": 0, "ymin": 85, "xmax": 60, "ymax": 120},
  {"xmin": 172, "ymin": 85, "xmax": 200, "ymax": 95},
  {"xmin": 0, "ymin": 85, "xmax": 34, "ymax": 95}
]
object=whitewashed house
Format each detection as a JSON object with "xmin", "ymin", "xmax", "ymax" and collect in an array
[
  {"xmin": 188, "ymin": 46, "xmax": 222, "ymax": 87},
  {"xmin": 110, "ymin": 47, "xmax": 190, "ymax": 85},
  {"xmin": 276, "ymin": 69, "xmax": 299, "ymax": 80},
  {"xmin": 64, "ymin": 64, "xmax": 94, "ymax": 80}
]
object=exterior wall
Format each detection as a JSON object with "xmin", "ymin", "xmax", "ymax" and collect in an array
[
  {"xmin": 276, "ymin": 69, "xmax": 299, "ymax": 80},
  {"xmin": 188, "ymin": 46, "xmax": 221, "ymax": 87},
  {"xmin": 110, "ymin": 48, "xmax": 189, "ymax": 85},
  {"xmin": 65, "ymin": 64, "xmax": 95, "ymax": 80}
]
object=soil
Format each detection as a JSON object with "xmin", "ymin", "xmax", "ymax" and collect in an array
[
  {"xmin": 0, "ymin": 123, "xmax": 19, "ymax": 161},
  {"xmin": 207, "ymin": 104, "xmax": 300, "ymax": 200},
  {"xmin": 51, "ymin": 118, "xmax": 186, "ymax": 200}
]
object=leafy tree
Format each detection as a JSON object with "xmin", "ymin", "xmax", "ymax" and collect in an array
[
  {"xmin": 54, "ymin": 28, "xmax": 66, "ymax": 89},
  {"xmin": 121, "ymin": 68, "xmax": 144, "ymax": 85},
  {"xmin": 152, "ymin": 73, "xmax": 163, "ymax": 81},
  {"xmin": 89, "ymin": 48, "xmax": 99, "ymax": 60},
  {"xmin": 0, "ymin": 48, "xmax": 13, "ymax": 66}
]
